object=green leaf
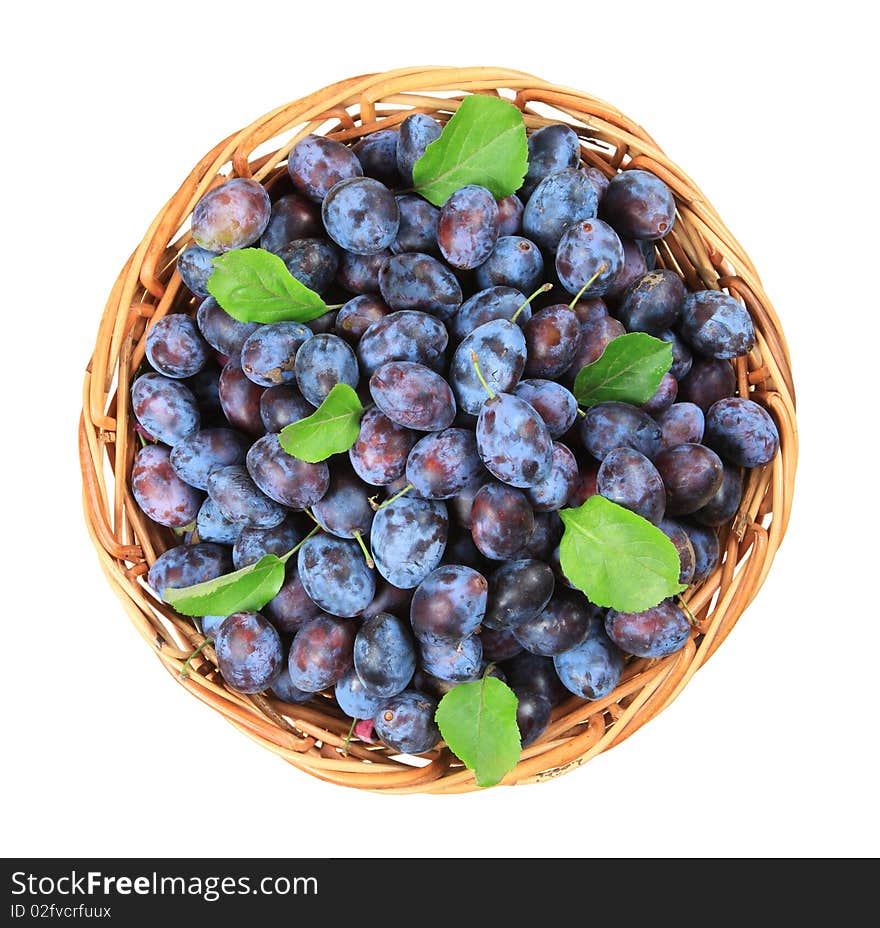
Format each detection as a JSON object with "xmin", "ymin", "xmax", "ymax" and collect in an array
[
  {"xmin": 278, "ymin": 384, "xmax": 364, "ymax": 463},
  {"xmin": 573, "ymin": 332, "xmax": 673, "ymax": 407},
  {"xmin": 206, "ymin": 248, "xmax": 331, "ymax": 323},
  {"xmin": 435, "ymin": 675, "xmax": 521, "ymax": 788},
  {"xmin": 412, "ymin": 95, "xmax": 528, "ymax": 206},
  {"xmin": 558, "ymin": 496, "xmax": 686, "ymax": 613},
  {"xmin": 163, "ymin": 554, "xmax": 286, "ymax": 617}
]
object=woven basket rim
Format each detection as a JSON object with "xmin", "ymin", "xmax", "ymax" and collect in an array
[{"xmin": 80, "ymin": 66, "xmax": 797, "ymax": 794}]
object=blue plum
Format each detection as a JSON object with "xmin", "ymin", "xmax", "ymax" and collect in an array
[
  {"xmin": 177, "ymin": 245, "xmax": 216, "ymax": 298},
  {"xmin": 373, "ymin": 690, "xmax": 441, "ymax": 754},
  {"xmin": 555, "ymin": 218, "xmax": 625, "ymax": 297},
  {"xmin": 476, "ymin": 392, "xmax": 554, "ymax": 487},
  {"xmin": 618, "ymin": 270, "xmax": 686, "ymax": 334},
  {"xmin": 240, "ymin": 322, "xmax": 312, "ymax": 387},
  {"xmin": 451, "ymin": 319, "xmax": 527, "ymax": 415},
  {"xmin": 406, "ymin": 428, "xmax": 484, "ymax": 500},
  {"xmin": 471, "ymin": 482, "xmax": 535, "ymax": 560},
  {"xmin": 260, "ymin": 193, "xmax": 322, "ymax": 253},
  {"xmin": 370, "ymin": 496, "xmax": 448, "ymax": 589},
  {"xmin": 132, "ymin": 443, "xmax": 203, "ymax": 529},
  {"xmin": 293, "ymin": 333, "xmax": 359, "ymax": 407},
  {"xmin": 437, "ymin": 184, "xmax": 499, "ymax": 270},
  {"xmin": 597, "ymin": 446, "xmax": 666, "ymax": 524},
  {"xmin": 191, "ymin": 177, "xmax": 271, "ymax": 253},
  {"xmin": 322, "ymin": 177, "xmax": 400, "ymax": 254},
  {"xmin": 605, "ymin": 599, "xmax": 690, "ymax": 658},
  {"xmin": 474, "ymin": 236, "xmax": 544, "ymax": 294},
  {"xmin": 513, "ymin": 592, "xmax": 596, "ymax": 657},
  {"xmin": 704, "ymin": 397, "xmax": 779, "ymax": 468},
  {"xmin": 259, "ymin": 383, "xmax": 312, "ymax": 432},
  {"xmin": 246, "ymin": 432, "xmax": 329, "ymax": 509},
  {"xmin": 354, "ymin": 612, "xmax": 417, "ymax": 697},
  {"xmin": 335, "ymin": 668, "xmax": 384, "ymax": 719},
  {"xmin": 410, "ymin": 565, "xmax": 488, "ymax": 642},
  {"xmin": 147, "ymin": 543, "xmax": 232, "ymax": 602},
  {"xmin": 207, "ymin": 464, "xmax": 287, "ymax": 529},
  {"xmin": 553, "ymin": 617, "xmax": 625, "ymax": 700},
  {"xmin": 654, "ymin": 442, "xmax": 724, "ymax": 515},
  {"xmin": 170, "ymin": 429, "xmax": 249, "ymax": 490},
  {"xmin": 196, "ymin": 297, "xmax": 259, "ymax": 357},
  {"xmin": 526, "ymin": 442, "xmax": 578, "ymax": 513},
  {"xmin": 196, "ymin": 497, "xmax": 242, "ymax": 544},
  {"xmin": 349, "ymin": 407, "xmax": 417, "ymax": 486},
  {"xmin": 287, "ymin": 614, "xmax": 356, "ymax": 692},
  {"xmin": 522, "ymin": 169, "xmax": 598, "ymax": 251},
  {"xmin": 396, "ymin": 113, "xmax": 442, "ymax": 185},
  {"xmin": 369, "ymin": 361, "xmax": 456, "ymax": 431},
  {"xmin": 484, "ymin": 558, "xmax": 555, "ymax": 630},
  {"xmin": 131, "ymin": 373, "xmax": 200, "ymax": 446},
  {"xmin": 357, "ymin": 310, "xmax": 447, "ymax": 376},
  {"xmin": 418, "ymin": 635, "xmax": 483, "ymax": 683},
  {"xmin": 276, "ymin": 238, "xmax": 339, "ymax": 294},
  {"xmin": 232, "ymin": 516, "xmax": 302, "ymax": 569},
  {"xmin": 521, "ymin": 124, "xmax": 581, "ymax": 199},
  {"xmin": 379, "ymin": 253, "xmax": 462, "ymax": 321},
  {"xmin": 601, "ymin": 169, "xmax": 675, "ymax": 241},
  {"xmin": 391, "ymin": 194, "xmax": 440, "ymax": 255},
  {"xmin": 287, "ymin": 134, "xmax": 362, "ymax": 203},
  {"xmin": 297, "ymin": 535, "xmax": 376, "ymax": 618},
  {"xmin": 513, "ymin": 379, "xmax": 578, "ymax": 439},
  {"xmin": 215, "ymin": 612, "xmax": 284, "ymax": 694},
  {"xmin": 580, "ymin": 401, "xmax": 662, "ymax": 461},
  {"xmin": 679, "ymin": 291, "xmax": 756, "ymax": 359},
  {"xmin": 337, "ymin": 249, "xmax": 390, "ymax": 294}
]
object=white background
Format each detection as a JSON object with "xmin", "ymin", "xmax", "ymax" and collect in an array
[{"xmin": 2, "ymin": 0, "xmax": 877, "ymax": 859}]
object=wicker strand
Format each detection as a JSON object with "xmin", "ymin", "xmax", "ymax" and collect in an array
[{"xmin": 80, "ymin": 67, "xmax": 797, "ymax": 793}]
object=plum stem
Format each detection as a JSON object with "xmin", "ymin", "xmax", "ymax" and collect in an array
[
  {"xmin": 576, "ymin": 407, "xmax": 586, "ymax": 417},
  {"xmin": 181, "ymin": 637, "xmax": 213, "ymax": 679},
  {"xmin": 378, "ymin": 483, "xmax": 413, "ymax": 510},
  {"xmin": 470, "ymin": 350, "xmax": 496, "ymax": 400},
  {"xmin": 678, "ymin": 596, "xmax": 698, "ymax": 626},
  {"xmin": 279, "ymin": 524, "xmax": 321, "ymax": 564},
  {"xmin": 568, "ymin": 262, "xmax": 608, "ymax": 309},
  {"xmin": 353, "ymin": 530, "xmax": 375, "ymax": 568},
  {"xmin": 343, "ymin": 716, "xmax": 357, "ymax": 755},
  {"xmin": 510, "ymin": 282, "xmax": 553, "ymax": 323}
]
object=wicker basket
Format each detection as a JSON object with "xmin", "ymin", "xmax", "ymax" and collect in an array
[{"xmin": 79, "ymin": 66, "xmax": 797, "ymax": 793}]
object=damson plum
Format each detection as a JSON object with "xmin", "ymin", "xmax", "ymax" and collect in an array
[
  {"xmin": 418, "ymin": 636, "xmax": 483, "ymax": 683},
  {"xmin": 693, "ymin": 463, "xmax": 743, "ymax": 526},
  {"xmin": 215, "ymin": 612, "xmax": 284, "ymax": 694},
  {"xmin": 297, "ymin": 535, "xmax": 375, "ymax": 618},
  {"xmin": 185, "ymin": 366, "xmax": 224, "ymax": 425},
  {"xmin": 337, "ymin": 249, "xmax": 390, "ymax": 294},
  {"xmin": 311, "ymin": 466, "xmax": 374, "ymax": 540},
  {"xmin": 451, "ymin": 287, "xmax": 529, "ymax": 341},
  {"xmin": 684, "ymin": 522, "xmax": 720, "ymax": 583},
  {"xmin": 566, "ymin": 465, "xmax": 599, "ymax": 509},
  {"xmin": 522, "ymin": 169, "xmax": 599, "ymax": 251},
  {"xmin": 353, "ymin": 129, "xmax": 401, "ymax": 187},
  {"xmin": 294, "ymin": 334, "xmax": 359, "ymax": 407},
  {"xmin": 484, "ymin": 559, "xmax": 555, "ymax": 630},
  {"xmin": 641, "ymin": 372, "xmax": 678, "ymax": 414},
  {"xmin": 357, "ymin": 311, "xmax": 447, "ymax": 376},
  {"xmin": 597, "ymin": 446, "xmax": 666, "ymax": 523},
  {"xmin": 335, "ymin": 668, "xmax": 384, "ymax": 719},
  {"xmin": 583, "ymin": 165, "xmax": 610, "ymax": 200},
  {"xmin": 260, "ymin": 193, "xmax": 322, "ymax": 253},
  {"xmin": 196, "ymin": 497, "xmax": 241, "ymax": 544},
  {"xmin": 526, "ymin": 442, "xmax": 578, "ymax": 513},
  {"xmin": 207, "ymin": 464, "xmax": 286, "ymax": 528},
  {"xmin": 246, "ymin": 433, "xmax": 329, "ymax": 509},
  {"xmin": 354, "ymin": 613, "xmax": 417, "ymax": 697},
  {"xmin": 378, "ymin": 253, "xmax": 462, "ymax": 321},
  {"xmin": 410, "ymin": 565, "xmax": 488, "ymax": 642},
  {"xmin": 580, "ymin": 402, "xmax": 662, "ymax": 462},
  {"xmin": 476, "ymin": 392, "xmax": 554, "ymax": 487},
  {"xmin": 264, "ymin": 563, "xmax": 323, "ymax": 634},
  {"xmin": 232, "ymin": 516, "xmax": 302, "ymax": 569},
  {"xmin": 276, "ymin": 239, "xmax": 339, "ymax": 294},
  {"xmin": 481, "ymin": 627, "xmax": 523, "ymax": 662},
  {"xmin": 562, "ymin": 316, "xmax": 626, "ymax": 384},
  {"xmin": 396, "ymin": 113, "xmax": 442, "ymax": 185},
  {"xmin": 437, "ymin": 185, "xmax": 499, "ymax": 269},
  {"xmin": 391, "ymin": 195, "xmax": 440, "ymax": 255},
  {"xmin": 514, "ymin": 380, "xmax": 578, "ymax": 438},
  {"xmin": 474, "ymin": 236, "xmax": 544, "ymax": 294},
  {"xmin": 131, "ymin": 373, "xmax": 200, "ymax": 446},
  {"xmin": 287, "ymin": 614, "xmax": 356, "ymax": 692},
  {"xmin": 448, "ymin": 476, "xmax": 490, "ymax": 529},
  {"xmin": 334, "ymin": 295, "xmax": 388, "ymax": 345},
  {"xmin": 517, "ymin": 511, "xmax": 563, "ymax": 560},
  {"xmin": 555, "ymin": 219, "xmax": 625, "ymax": 297},
  {"xmin": 678, "ymin": 358, "xmax": 736, "ymax": 412},
  {"xmin": 654, "ymin": 443, "xmax": 724, "ymax": 515},
  {"xmin": 287, "ymin": 135, "xmax": 362, "ymax": 203},
  {"xmin": 514, "ymin": 687, "xmax": 552, "ymax": 746},
  {"xmin": 197, "ymin": 297, "xmax": 259, "ymax": 357},
  {"xmin": 553, "ymin": 618, "xmax": 624, "ymax": 700},
  {"xmin": 514, "ymin": 591, "xmax": 596, "ymax": 657},
  {"xmin": 374, "ymin": 690, "xmax": 441, "ymax": 754},
  {"xmin": 218, "ymin": 359, "xmax": 265, "ymax": 436},
  {"xmin": 679, "ymin": 291, "xmax": 756, "ymax": 359},
  {"xmin": 370, "ymin": 497, "xmax": 448, "ymax": 589},
  {"xmin": 601, "ymin": 169, "xmax": 675, "ymax": 241},
  {"xmin": 521, "ymin": 124, "xmax": 581, "ymax": 199},
  {"xmin": 145, "ymin": 314, "xmax": 209, "ymax": 379},
  {"xmin": 369, "ymin": 362, "xmax": 456, "ymax": 431},
  {"xmin": 147, "ymin": 543, "xmax": 232, "ymax": 602},
  {"xmin": 259, "ymin": 384, "xmax": 311, "ymax": 432},
  {"xmin": 177, "ymin": 245, "xmax": 216, "ymax": 298},
  {"xmin": 659, "ymin": 518, "xmax": 696, "ymax": 585},
  {"xmin": 503, "ymin": 651, "xmax": 568, "ymax": 706},
  {"xmin": 240, "ymin": 323, "xmax": 312, "ymax": 387},
  {"xmin": 322, "ymin": 177, "xmax": 400, "ymax": 254},
  {"xmin": 363, "ymin": 581, "xmax": 414, "ymax": 621},
  {"xmin": 451, "ymin": 319, "xmax": 527, "ymax": 415},
  {"xmin": 349, "ymin": 408, "xmax": 417, "ymax": 486},
  {"xmin": 471, "ymin": 483, "xmax": 535, "ymax": 560},
  {"xmin": 200, "ymin": 615, "xmax": 228, "ymax": 639},
  {"xmin": 617, "ymin": 270, "xmax": 686, "ymax": 335},
  {"xmin": 442, "ymin": 530, "xmax": 488, "ymax": 571},
  {"xmin": 271, "ymin": 667, "xmax": 314, "ymax": 705},
  {"xmin": 406, "ymin": 429, "xmax": 484, "ymax": 500},
  {"xmin": 704, "ymin": 397, "xmax": 780, "ymax": 467},
  {"xmin": 606, "ymin": 238, "xmax": 649, "ymax": 300},
  {"xmin": 605, "ymin": 599, "xmax": 690, "ymax": 658},
  {"xmin": 132, "ymin": 444, "xmax": 202, "ymax": 528},
  {"xmin": 658, "ymin": 328, "xmax": 693, "ymax": 380},
  {"xmin": 570, "ymin": 297, "xmax": 609, "ymax": 324},
  {"xmin": 524, "ymin": 305, "xmax": 582, "ymax": 378},
  {"xmin": 496, "ymin": 195, "xmax": 524, "ymax": 236},
  {"xmin": 655, "ymin": 402, "xmax": 705, "ymax": 450},
  {"xmin": 191, "ymin": 178, "xmax": 270, "ymax": 252}
]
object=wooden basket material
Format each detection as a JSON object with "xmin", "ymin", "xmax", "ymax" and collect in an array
[{"xmin": 80, "ymin": 66, "xmax": 798, "ymax": 793}]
